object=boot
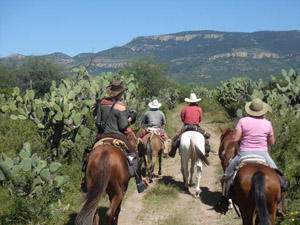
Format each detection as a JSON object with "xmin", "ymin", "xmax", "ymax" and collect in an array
[
  {"xmin": 133, "ymin": 159, "xmax": 148, "ymax": 193},
  {"xmin": 205, "ymin": 140, "xmax": 211, "ymax": 157},
  {"xmin": 169, "ymin": 135, "xmax": 179, "ymax": 158}
]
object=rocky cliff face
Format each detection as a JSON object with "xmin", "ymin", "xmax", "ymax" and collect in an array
[{"xmin": 2, "ymin": 30, "xmax": 300, "ymax": 87}]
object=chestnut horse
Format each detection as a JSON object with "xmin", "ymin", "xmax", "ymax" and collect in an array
[
  {"xmin": 218, "ymin": 128, "xmax": 281, "ymax": 224},
  {"xmin": 76, "ymin": 129, "xmax": 139, "ymax": 225},
  {"xmin": 138, "ymin": 132, "xmax": 171, "ymax": 182},
  {"xmin": 218, "ymin": 128, "xmax": 238, "ymax": 172},
  {"xmin": 233, "ymin": 163, "xmax": 282, "ymax": 225}
]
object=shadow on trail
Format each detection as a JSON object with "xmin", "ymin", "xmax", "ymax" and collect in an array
[
  {"xmin": 200, "ymin": 186, "xmax": 222, "ymax": 208},
  {"xmin": 65, "ymin": 207, "xmax": 108, "ymax": 225},
  {"xmin": 158, "ymin": 175, "xmax": 193, "ymax": 196}
]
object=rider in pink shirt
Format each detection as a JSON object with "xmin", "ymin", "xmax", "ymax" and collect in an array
[
  {"xmin": 237, "ymin": 116, "xmax": 274, "ymax": 152},
  {"xmin": 218, "ymin": 98, "xmax": 288, "ymax": 216}
]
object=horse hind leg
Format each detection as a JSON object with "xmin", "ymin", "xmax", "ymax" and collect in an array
[
  {"xmin": 194, "ymin": 160, "xmax": 203, "ymax": 198},
  {"xmin": 106, "ymin": 192, "xmax": 124, "ymax": 225},
  {"xmin": 93, "ymin": 210, "xmax": 99, "ymax": 225},
  {"xmin": 158, "ymin": 153, "xmax": 162, "ymax": 176},
  {"xmin": 189, "ymin": 159, "xmax": 195, "ymax": 187},
  {"xmin": 180, "ymin": 157, "xmax": 189, "ymax": 191}
]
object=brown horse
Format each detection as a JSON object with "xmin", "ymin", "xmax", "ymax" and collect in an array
[
  {"xmin": 232, "ymin": 163, "xmax": 282, "ymax": 225},
  {"xmin": 138, "ymin": 132, "xmax": 171, "ymax": 182},
  {"xmin": 76, "ymin": 129, "xmax": 139, "ymax": 225},
  {"xmin": 218, "ymin": 128, "xmax": 239, "ymax": 171}
]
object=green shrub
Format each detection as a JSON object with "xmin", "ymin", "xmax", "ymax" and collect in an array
[{"xmin": 0, "ymin": 114, "xmax": 48, "ymax": 158}]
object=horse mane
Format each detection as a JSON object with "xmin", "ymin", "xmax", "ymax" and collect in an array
[{"xmin": 220, "ymin": 128, "xmax": 234, "ymax": 142}]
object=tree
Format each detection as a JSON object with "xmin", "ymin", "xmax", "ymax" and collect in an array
[
  {"xmin": 120, "ymin": 57, "xmax": 169, "ymax": 98},
  {"xmin": 0, "ymin": 64, "xmax": 17, "ymax": 94},
  {"xmin": 16, "ymin": 57, "xmax": 69, "ymax": 95}
]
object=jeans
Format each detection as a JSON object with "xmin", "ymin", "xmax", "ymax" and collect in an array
[{"xmin": 225, "ymin": 151, "xmax": 278, "ymax": 175}]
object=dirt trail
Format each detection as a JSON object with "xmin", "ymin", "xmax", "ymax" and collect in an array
[{"xmin": 118, "ymin": 118, "xmax": 242, "ymax": 225}]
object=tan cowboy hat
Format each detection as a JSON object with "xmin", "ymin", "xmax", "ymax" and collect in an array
[
  {"xmin": 105, "ymin": 80, "xmax": 128, "ymax": 97},
  {"xmin": 185, "ymin": 93, "xmax": 201, "ymax": 103},
  {"xmin": 148, "ymin": 99, "xmax": 162, "ymax": 109},
  {"xmin": 245, "ymin": 98, "xmax": 270, "ymax": 117}
]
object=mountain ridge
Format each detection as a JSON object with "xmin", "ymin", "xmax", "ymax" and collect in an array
[{"xmin": 2, "ymin": 30, "xmax": 300, "ymax": 87}]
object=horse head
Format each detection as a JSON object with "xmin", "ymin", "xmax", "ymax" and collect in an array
[
  {"xmin": 125, "ymin": 127, "xmax": 140, "ymax": 147},
  {"xmin": 218, "ymin": 127, "xmax": 238, "ymax": 171}
]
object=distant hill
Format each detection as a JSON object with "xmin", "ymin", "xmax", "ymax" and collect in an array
[{"xmin": 2, "ymin": 30, "xmax": 300, "ymax": 87}]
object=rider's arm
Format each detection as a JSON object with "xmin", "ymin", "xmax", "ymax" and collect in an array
[
  {"xmin": 231, "ymin": 129, "xmax": 242, "ymax": 142},
  {"xmin": 267, "ymin": 135, "xmax": 275, "ymax": 146}
]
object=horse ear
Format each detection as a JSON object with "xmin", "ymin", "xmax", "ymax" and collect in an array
[{"xmin": 220, "ymin": 128, "xmax": 224, "ymax": 133}]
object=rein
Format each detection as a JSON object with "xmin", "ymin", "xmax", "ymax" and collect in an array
[{"xmin": 232, "ymin": 202, "xmax": 241, "ymax": 217}]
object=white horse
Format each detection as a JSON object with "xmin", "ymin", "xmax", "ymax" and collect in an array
[{"xmin": 179, "ymin": 131, "xmax": 210, "ymax": 197}]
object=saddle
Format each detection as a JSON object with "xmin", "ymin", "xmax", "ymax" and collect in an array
[
  {"xmin": 224, "ymin": 155, "xmax": 268, "ymax": 198},
  {"xmin": 93, "ymin": 137, "xmax": 129, "ymax": 152},
  {"xmin": 92, "ymin": 138, "xmax": 136, "ymax": 177},
  {"xmin": 143, "ymin": 127, "xmax": 166, "ymax": 140}
]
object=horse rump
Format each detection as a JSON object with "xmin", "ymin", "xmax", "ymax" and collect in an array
[{"xmin": 76, "ymin": 150, "xmax": 110, "ymax": 225}]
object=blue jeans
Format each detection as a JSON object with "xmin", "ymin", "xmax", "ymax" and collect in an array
[{"xmin": 225, "ymin": 151, "xmax": 278, "ymax": 175}]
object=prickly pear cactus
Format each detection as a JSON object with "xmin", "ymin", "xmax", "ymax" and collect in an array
[{"xmin": 0, "ymin": 142, "xmax": 69, "ymax": 195}]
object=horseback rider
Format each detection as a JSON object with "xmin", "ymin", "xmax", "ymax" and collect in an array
[
  {"xmin": 138, "ymin": 99, "xmax": 170, "ymax": 148},
  {"xmin": 219, "ymin": 98, "xmax": 288, "ymax": 216},
  {"xmin": 170, "ymin": 93, "xmax": 211, "ymax": 157},
  {"xmin": 82, "ymin": 80, "xmax": 148, "ymax": 193}
]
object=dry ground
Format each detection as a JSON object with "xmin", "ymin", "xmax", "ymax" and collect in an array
[{"xmin": 117, "ymin": 120, "xmax": 242, "ymax": 225}]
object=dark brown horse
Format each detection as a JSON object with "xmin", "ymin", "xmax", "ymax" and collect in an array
[
  {"xmin": 218, "ymin": 128, "xmax": 239, "ymax": 171},
  {"xmin": 232, "ymin": 163, "xmax": 282, "ymax": 225},
  {"xmin": 138, "ymin": 132, "xmax": 171, "ymax": 182},
  {"xmin": 76, "ymin": 129, "xmax": 139, "ymax": 225}
]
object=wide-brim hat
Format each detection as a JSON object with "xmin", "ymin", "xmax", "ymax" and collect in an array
[
  {"xmin": 185, "ymin": 93, "xmax": 201, "ymax": 103},
  {"xmin": 245, "ymin": 98, "xmax": 270, "ymax": 117},
  {"xmin": 105, "ymin": 80, "xmax": 128, "ymax": 97},
  {"xmin": 148, "ymin": 99, "xmax": 162, "ymax": 109}
]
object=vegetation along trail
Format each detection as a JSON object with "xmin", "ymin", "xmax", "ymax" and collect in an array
[{"xmin": 117, "ymin": 104, "xmax": 241, "ymax": 225}]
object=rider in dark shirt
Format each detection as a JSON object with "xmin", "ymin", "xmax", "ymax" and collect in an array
[{"xmin": 82, "ymin": 80, "xmax": 148, "ymax": 193}]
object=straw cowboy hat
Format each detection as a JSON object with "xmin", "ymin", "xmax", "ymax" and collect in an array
[
  {"xmin": 105, "ymin": 80, "xmax": 128, "ymax": 97},
  {"xmin": 148, "ymin": 99, "xmax": 162, "ymax": 109},
  {"xmin": 245, "ymin": 98, "xmax": 270, "ymax": 117},
  {"xmin": 185, "ymin": 93, "xmax": 202, "ymax": 103}
]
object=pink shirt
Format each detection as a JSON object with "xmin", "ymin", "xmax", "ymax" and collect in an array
[{"xmin": 236, "ymin": 116, "xmax": 273, "ymax": 152}]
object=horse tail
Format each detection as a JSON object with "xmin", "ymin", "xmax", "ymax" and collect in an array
[
  {"xmin": 76, "ymin": 150, "xmax": 110, "ymax": 225},
  {"xmin": 252, "ymin": 171, "xmax": 270, "ymax": 225},
  {"xmin": 192, "ymin": 138, "xmax": 210, "ymax": 166},
  {"xmin": 146, "ymin": 136, "xmax": 151, "ymax": 156}
]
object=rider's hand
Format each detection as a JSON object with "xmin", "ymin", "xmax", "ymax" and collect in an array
[{"xmin": 128, "ymin": 111, "xmax": 137, "ymax": 124}]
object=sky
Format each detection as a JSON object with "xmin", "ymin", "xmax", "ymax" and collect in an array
[{"xmin": 0, "ymin": 0, "xmax": 299, "ymax": 58}]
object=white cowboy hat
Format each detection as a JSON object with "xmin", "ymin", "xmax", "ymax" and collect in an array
[
  {"xmin": 185, "ymin": 93, "xmax": 201, "ymax": 103},
  {"xmin": 245, "ymin": 98, "xmax": 270, "ymax": 117},
  {"xmin": 148, "ymin": 99, "xmax": 162, "ymax": 109}
]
